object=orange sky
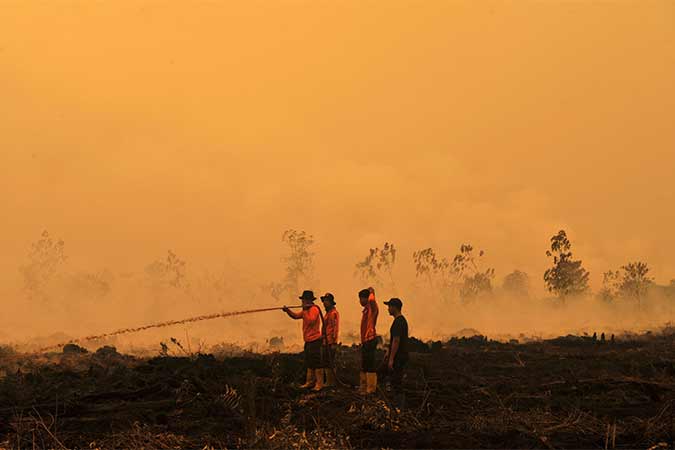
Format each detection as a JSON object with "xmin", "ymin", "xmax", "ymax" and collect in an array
[{"xmin": 1, "ymin": 1, "xmax": 674, "ymax": 295}]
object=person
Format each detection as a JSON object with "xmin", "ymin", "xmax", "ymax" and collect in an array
[
  {"xmin": 359, "ymin": 287, "xmax": 379, "ymax": 394},
  {"xmin": 320, "ymin": 292, "xmax": 340, "ymax": 388},
  {"xmin": 381, "ymin": 298, "xmax": 409, "ymax": 408},
  {"xmin": 283, "ymin": 290, "xmax": 323, "ymax": 390}
]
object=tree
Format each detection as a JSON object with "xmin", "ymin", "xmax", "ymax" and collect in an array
[
  {"xmin": 66, "ymin": 270, "xmax": 113, "ymax": 300},
  {"xmin": 20, "ymin": 230, "xmax": 67, "ymax": 301},
  {"xmin": 145, "ymin": 250, "xmax": 188, "ymax": 289},
  {"xmin": 461, "ymin": 271, "xmax": 495, "ymax": 301},
  {"xmin": 355, "ymin": 242, "xmax": 397, "ymax": 290},
  {"xmin": 543, "ymin": 230, "xmax": 590, "ymax": 302},
  {"xmin": 193, "ymin": 269, "xmax": 233, "ymax": 304},
  {"xmin": 503, "ymin": 270, "xmax": 530, "ymax": 298},
  {"xmin": 452, "ymin": 244, "xmax": 495, "ymax": 303},
  {"xmin": 596, "ymin": 262, "xmax": 653, "ymax": 310},
  {"xmin": 597, "ymin": 270, "xmax": 621, "ymax": 303},
  {"xmin": 412, "ymin": 248, "xmax": 449, "ymax": 291},
  {"xmin": 269, "ymin": 230, "xmax": 316, "ymax": 301},
  {"xmin": 667, "ymin": 280, "xmax": 675, "ymax": 300},
  {"xmin": 413, "ymin": 244, "xmax": 494, "ymax": 303},
  {"xmin": 618, "ymin": 262, "xmax": 653, "ymax": 310}
]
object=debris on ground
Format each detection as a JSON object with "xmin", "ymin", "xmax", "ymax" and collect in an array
[{"xmin": 2, "ymin": 333, "xmax": 675, "ymax": 448}]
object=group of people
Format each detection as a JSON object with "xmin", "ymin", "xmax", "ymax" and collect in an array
[{"xmin": 282, "ymin": 287, "xmax": 408, "ymax": 400}]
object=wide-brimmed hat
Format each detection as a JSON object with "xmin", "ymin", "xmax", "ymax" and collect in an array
[
  {"xmin": 299, "ymin": 290, "xmax": 316, "ymax": 301},
  {"xmin": 320, "ymin": 293, "xmax": 336, "ymax": 305},
  {"xmin": 384, "ymin": 298, "xmax": 403, "ymax": 309}
]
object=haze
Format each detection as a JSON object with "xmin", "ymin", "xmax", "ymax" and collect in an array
[{"xmin": 1, "ymin": 1, "xmax": 674, "ymax": 347}]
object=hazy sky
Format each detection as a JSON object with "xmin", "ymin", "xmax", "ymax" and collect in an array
[{"xmin": 2, "ymin": 1, "xmax": 674, "ymax": 292}]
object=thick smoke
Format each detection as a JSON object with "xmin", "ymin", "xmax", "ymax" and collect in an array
[
  {"xmin": 1, "ymin": 2, "xmax": 674, "ymax": 353},
  {"xmin": 4, "ymin": 231, "xmax": 674, "ymax": 354}
]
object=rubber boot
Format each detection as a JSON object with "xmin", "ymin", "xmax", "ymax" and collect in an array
[
  {"xmin": 324, "ymin": 368, "xmax": 336, "ymax": 388},
  {"xmin": 393, "ymin": 391, "xmax": 406, "ymax": 410},
  {"xmin": 359, "ymin": 372, "xmax": 367, "ymax": 395},
  {"xmin": 366, "ymin": 372, "xmax": 378, "ymax": 394},
  {"xmin": 312, "ymin": 369, "xmax": 325, "ymax": 391},
  {"xmin": 299, "ymin": 368, "xmax": 315, "ymax": 388}
]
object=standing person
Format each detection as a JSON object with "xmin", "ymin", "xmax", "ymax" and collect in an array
[
  {"xmin": 320, "ymin": 293, "xmax": 340, "ymax": 388},
  {"xmin": 382, "ymin": 298, "xmax": 409, "ymax": 408},
  {"xmin": 359, "ymin": 287, "xmax": 379, "ymax": 394},
  {"xmin": 283, "ymin": 290, "xmax": 323, "ymax": 389}
]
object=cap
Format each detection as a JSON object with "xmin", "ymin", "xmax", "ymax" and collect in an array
[
  {"xmin": 320, "ymin": 293, "xmax": 336, "ymax": 304},
  {"xmin": 383, "ymin": 298, "xmax": 403, "ymax": 309}
]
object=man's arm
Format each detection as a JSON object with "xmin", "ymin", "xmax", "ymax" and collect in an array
[
  {"xmin": 328, "ymin": 314, "xmax": 339, "ymax": 344},
  {"xmin": 388, "ymin": 337, "xmax": 400, "ymax": 369},
  {"xmin": 283, "ymin": 306, "xmax": 302, "ymax": 319}
]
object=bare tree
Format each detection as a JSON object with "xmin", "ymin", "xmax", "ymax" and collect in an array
[
  {"xmin": 452, "ymin": 244, "xmax": 495, "ymax": 303},
  {"xmin": 20, "ymin": 230, "xmax": 67, "ymax": 302},
  {"xmin": 269, "ymin": 229, "xmax": 316, "ymax": 301},
  {"xmin": 413, "ymin": 248, "xmax": 450, "ymax": 291},
  {"xmin": 355, "ymin": 242, "xmax": 397, "ymax": 291},
  {"xmin": 597, "ymin": 270, "xmax": 621, "ymax": 304},
  {"xmin": 413, "ymin": 244, "xmax": 494, "ymax": 303},
  {"xmin": 146, "ymin": 250, "xmax": 188, "ymax": 289}
]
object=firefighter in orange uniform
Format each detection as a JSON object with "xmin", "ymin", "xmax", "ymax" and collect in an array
[
  {"xmin": 320, "ymin": 293, "xmax": 340, "ymax": 388},
  {"xmin": 283, "ymin": 290, "xmax": 323, "ymax": 389},
  {"xmin": 359, "ymin": 287, "xmax": 379, "ymax": 394}
]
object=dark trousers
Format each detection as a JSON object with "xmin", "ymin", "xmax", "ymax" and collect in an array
[
  {"xmin": 378, "ymin": 356, "xmax": 408, "ymax": 408},
  {"xmin": 322, "ymin": 344, "xmax": 336, "ymax": 369},
  {"xmin": 304, "ymin": 339, "xmax": 322, "ymax": 369},
  {"xmin": 386, "ymin": 357, "xmax": 407, "ymax": 387},
  {"xmin": 361, "ymin": 339, "xmax": 378, "ymax": 372},
  {"xmin": 377, "ymin": 356, "xmax": 408, "ymax": 389}
]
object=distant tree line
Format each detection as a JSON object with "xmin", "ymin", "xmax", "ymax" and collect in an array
[
  {"xmin": 355, "ymin": 229, "xmax": 668, "ymax": 309},
  {"xmin": 19, "ymin": 228, "xmax": 672, "ymax": 311}
]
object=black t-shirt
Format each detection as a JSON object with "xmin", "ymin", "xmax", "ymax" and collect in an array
[{"xmin": 390, "ymin": 315, "xmax": 409, "ymax": 360}]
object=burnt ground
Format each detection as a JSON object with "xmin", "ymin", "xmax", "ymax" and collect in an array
[{"xmin": 2, "ymin": 334, "xmax": 675, "ymax": 449}]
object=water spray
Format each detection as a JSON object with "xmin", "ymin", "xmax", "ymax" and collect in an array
[{"xmin": 38, "ymin": 305, "xmax": 303, "ymax": 353}]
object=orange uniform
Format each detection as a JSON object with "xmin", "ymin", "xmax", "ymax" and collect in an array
[
  {"xmin": 288, "ymin": 305, "xmax": 322, "ymax": 342},
  {"xmin": 323, "ymin": 308, "xmax": 340, "ymax": 345},
  {"xmin": 360, "ymin": 292, "xmax": 378, "ymax": 343}
]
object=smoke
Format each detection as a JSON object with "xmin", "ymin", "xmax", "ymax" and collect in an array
[
  {"xmin": 3, "ymin": 232, "xmax": 675, "ymax": 355},
  {"xmin": 1, "ymin": 2, "xmax": 674, "ymax": 352}
]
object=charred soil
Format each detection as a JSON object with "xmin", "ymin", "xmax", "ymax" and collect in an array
[{"xmin": 2, "ymin": 334, "xmax": 675, "ymax": 449}]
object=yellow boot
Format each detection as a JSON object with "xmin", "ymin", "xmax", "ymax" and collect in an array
[
  {"xmin": 325, "ymin": 369, "xmax": 336, "ymax": 388},
  {"xmin": 366, "ymin": 372, "xmax": 378, "ymax": 394},
  {"xmin": 299, "ymin": 368, "xmax": 315, "ymax": 388},
  {"xmin": 359, "ymin": 372, "xmax": 367, "ymax": 394},
  {"xmin": 312, "ymin": 369, "xmax": 325, "ymax": 391}
]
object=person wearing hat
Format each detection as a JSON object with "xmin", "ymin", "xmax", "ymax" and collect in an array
[
  {"xmin": 381, "ymin": 298, "xmax": 409, "ymax": 408},
  {"xmin": 283, "ymin": 290, "xmax": 323, "ymax": 389},
  {"xmin": 320, "ymin": 293, "xmax": 340, "ymax": 388},
  {"xmin": 359, "ymin": 287, "xmax": 379, "ymax": 395}
]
